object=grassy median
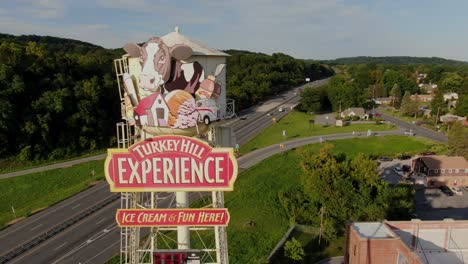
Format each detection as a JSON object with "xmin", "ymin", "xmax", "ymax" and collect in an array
[
  {"xmin": 0, "ymin": 160, "xmax": 104, "ymax": 228},
  {"xmin": 240, "ymin": 110, "xmax": 396, "ymax": 153}
]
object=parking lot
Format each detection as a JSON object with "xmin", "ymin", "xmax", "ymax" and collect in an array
[
  {"xmin": 378, "ymin": 157, "xmax": 468, "ymax": 220},
  {"xmin": 414, "ymin": 187, "xmax": 468, "ymax": 220},
  {"xmin": 378, "ymin": 158, "xmax": 412, "ymax": 185}
]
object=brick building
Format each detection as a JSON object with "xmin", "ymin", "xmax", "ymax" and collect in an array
[
  {"xmin": 412, "ymin": 155, "xmax": 468, "ymax": 187},
  {"xmin": 345, "ymin": 219, "xmax": 468, "ymax": 264}
]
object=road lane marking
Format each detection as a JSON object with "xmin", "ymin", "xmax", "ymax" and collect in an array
[
  {"xmin": 6, "ymin": 199, "xmax": 120, "ymax": 264},
  {"xmin": 54, "ymin": 242, "xmax": 66, "ymax": 251},
  {"xmin": 82, "ymin": 240, "xmax": 120, "ymax": 264},
  {"xmin": 30, "ymin": 224, "xmax": 43, "ymax": 231},
  {"xmin": 72, "ymin": 203, "xmax": 81, "ymax": 210},
  {"xmin": 96, "ymin": 218, "xmax": 106, "ymax": 225},
  {"xmin": 0, "ymin": 183, "xmax": 108, "ymax": 239},
  {"xmin": 51, "ymin": 223, "xmax": 117, "ymax": 264}
]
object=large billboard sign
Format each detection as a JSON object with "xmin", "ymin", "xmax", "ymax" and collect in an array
[
  {"xmin": 116, "ymin": 209, "xmax": 230, "ymax": 227},
  {"xmin": 105, "ymin": 135, "xmax": 238, "ymax": 192}
]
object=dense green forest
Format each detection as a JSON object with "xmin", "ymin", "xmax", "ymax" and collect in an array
[
  {"xmin": 225, "ymin": 49, "xmax": 333, "ymax": 110},
  {"xmin": 0, "ymin": 34, "xmax": 332, "ymax": 161},
  {"xmin": 312, "ymin": 56, "xmax": 468, "ymax": 66},
  {"xmin": 0, "ymin": 34, "xmax": 122, "ymax": 161}
]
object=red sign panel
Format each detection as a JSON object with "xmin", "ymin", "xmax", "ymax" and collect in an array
[
  {"xmin": 105, "ymin": 136, "xmax": 238, "ymax": 192},
  {"xmin": 116, "ymin": 209, "xmax": 230, "ymax": 227}
]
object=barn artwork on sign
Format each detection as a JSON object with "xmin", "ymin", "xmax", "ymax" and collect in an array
[{"xmin": 121, "ymin": 37, "xmax": 226, "ymax": 136}]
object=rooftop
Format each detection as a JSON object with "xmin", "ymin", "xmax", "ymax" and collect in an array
[
  {"xmin": 418, "ymin": 155, "xmax": 468, "ymax": 170},
  {"xmin": 161, "ymin": 27, "xmax": 229, "ymax": 57},
  {"xmin": 351, "ymin": 220, "xmax": 468, "ymax": 264},
  {"xmin": 351, "ymin": 222, "xmax": 395, "ymax": 238},
  {"xmin": 342, "ymin": 107, "xmax": 366, "ymax": 116}
]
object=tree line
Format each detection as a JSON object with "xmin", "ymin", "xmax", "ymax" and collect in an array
[
  {"xmin": 300, "ymin": 63, "xmax": 468, "ymax": 117},
  {"xmin": 225, "ymin": 49, "xmax": 334, "ymax": 110},
  {"xmin": 314, "ymin": 56, "xmax": 468, "ymax": 66},
  {"xmin": 0, "ymin": 35, "xmax": 122, "ymax": 161},
  {"xmin": 279, "ymin": 144, "xmax": 414, "ymax": 241},
  {"xmin": 0, "ymin": 35, "xmax": 333, "ymax": 161}
]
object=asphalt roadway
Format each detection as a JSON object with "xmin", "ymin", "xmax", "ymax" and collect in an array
[{"xmin": 379, "ymin": 112, "xmax": 448, "ymax": 143}]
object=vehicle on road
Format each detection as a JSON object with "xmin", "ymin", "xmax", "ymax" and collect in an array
[
  {"xmin": 379, "ymin": 156, "xmax": 392, "ymax": 162},
  {"xmin": 394, "ymin": 166, "xmax": 405, "ymax": 176},
  {"xmin": 398, "ymin": 154, "xmax": 411, "ymax": 160},
  {"xmin": 450, "ymin": 187, "xmax": 463, "ymax": 196},
  {"xmin": 278, "ymin": 107, "xmax": 284, "ymax": 112},
  {"xmin": 420, "ymin": 151, "xmax": 436, "ymax": 156},
  {"xmin": 439, "ymin": 185, "xmax": 454, "ymax": 196},
  {"xmin": 404, "ymin": 129, "xmax": 415, "ymax": 136}
]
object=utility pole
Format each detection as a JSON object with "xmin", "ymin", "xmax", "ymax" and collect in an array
[
  {"xmin": 339, "ymin": 101, "xmax": 342, "ymax": 117},
  {"xmin": 434, "ymin": 106, "xmax": 440, "ymax": 127},
  {"xmin": 319, "ymin": 207, "xmax": 324, "ymax": 245}
]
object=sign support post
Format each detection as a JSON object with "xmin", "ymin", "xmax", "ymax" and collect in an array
[
  {"xmin": 213, "ymin": 191, "xmax": 229, "ymax": 264},
  {"xmin": 176, "ymin": 191, "xmax": 190, "ymax": 249}
]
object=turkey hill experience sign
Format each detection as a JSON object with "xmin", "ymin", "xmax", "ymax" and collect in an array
[{"xmin": 105, "ymin": 136, "xmax": 238, "ymax": 192}]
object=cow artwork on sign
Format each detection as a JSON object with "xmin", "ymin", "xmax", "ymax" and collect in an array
[{"xmin": 121, "ymin": 37, "xmax": 226, "ymax": 136}]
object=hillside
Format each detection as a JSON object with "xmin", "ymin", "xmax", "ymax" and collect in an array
[
  {"xmin": 309, "ymin": 56, "xmax": 468, "ymax": 66},
  {"xmin": 0, "ymin": 33, "xmax": 108, "ymax": 54},
  {"xmin": 0, "ymin": 33, "xmax": 333, "ymax": 161}
]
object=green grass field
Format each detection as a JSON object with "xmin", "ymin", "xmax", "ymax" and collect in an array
[
  {"xmin": 225, "ymin": 136, "xmax": 439, "ymax": 263},
  {"xmin": 0, "ymin": 160, "xmax": 104, "ymax": 228},
  {"xmin": 241, "ymin": 110, "xmax": 395, "ymax": 153},
  {"xmin": 0, "ymin": 149, "xmax": 106, "ymax": 174}
]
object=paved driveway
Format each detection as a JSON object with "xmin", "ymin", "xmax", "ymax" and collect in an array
[
  {"xmin": 415, "ymin": 187, "xmax": 468, "ymax": 220},
  {"xmin": 315, "ymin": 113, "xmax": 337, "ymax": 125},
  {"xmin": 378, "ymin": 158, "xmax": 412, "ymax": 185}
]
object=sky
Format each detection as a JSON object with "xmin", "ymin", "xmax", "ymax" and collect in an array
[{"xmin": 1, "ymin": 0, "xmax": 467, "ymax": 61}]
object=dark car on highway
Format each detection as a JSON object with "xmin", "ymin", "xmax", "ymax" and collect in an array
[{"xmin": 439, "ymin": 186, "xmax": 454, "ymax": 196}]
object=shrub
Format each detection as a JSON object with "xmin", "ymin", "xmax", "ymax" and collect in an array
[
  {"xmin": 284, "ymin": 238, "xmax": 305, "ymax": 261},
  {"xmin": 374, "ymin": 117, "xmax": 384, "ymax": 124},
  {"xmin": 19, "ymin": 146, "xmax": 32, "ymax": 161}
]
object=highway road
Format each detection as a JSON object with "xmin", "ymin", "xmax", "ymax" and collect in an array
[
  {"xmin": 0, "ymin": 78, "xmax": 330, "ymax": 264},
  {"xmin": 0, "ymin": 154, "xmax": 106, "ymax": 180}
]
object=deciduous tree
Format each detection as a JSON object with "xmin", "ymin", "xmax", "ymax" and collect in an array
[
  {"xmin": 400, "ymin": 91, "xmax": 418, "ymax": 116},
  {"xmin": 448, "ymin": 122, "xmax": 468, "ymax": 159}
]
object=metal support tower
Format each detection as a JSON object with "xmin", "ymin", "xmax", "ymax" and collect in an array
[
  {"xmin": 213, "ymin": 191, "xmax": 229, "ymax": 264},
  {"xmin": 114, "ymin": 56, "xmax": 229, "ymax": 264}
]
